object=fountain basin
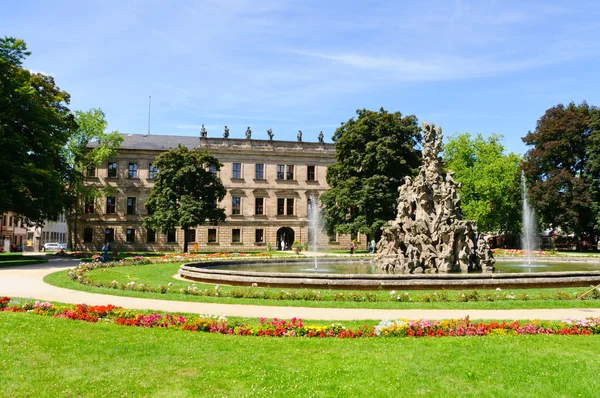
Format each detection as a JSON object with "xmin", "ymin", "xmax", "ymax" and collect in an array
[{"xmin": 179, "ymin": 258, "xmax": 600, "ymax": 290}]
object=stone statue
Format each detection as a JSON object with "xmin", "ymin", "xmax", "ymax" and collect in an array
[
  {"xmin": 267, "ymin": 128, "xmax": 274, "ymax": 141},
  {"xmin": 297, "ymin": 130, "xmax": 302, "ymax": 142},
  {"xmin": 200, "ymin": 124, "xmax": 207, "ymax": 138},
  {"xmin": 375, "ymin": 121, "xmax": 495, "ymax": 274},
  {"xmin": 245, "ymin": 126, "xmax": 252, "ymax": 139},
  {"xmin": 318, "ymin": 131, "xmax": 324, "ymax": 144},
  {"xmin": 223, "ymin": 126, "xmax": 229, "ymax": 139}
]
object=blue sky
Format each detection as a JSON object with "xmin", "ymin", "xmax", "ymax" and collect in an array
[{"xmin": 3, "ymin": 0, "xmax": 600, "ymax": 154}]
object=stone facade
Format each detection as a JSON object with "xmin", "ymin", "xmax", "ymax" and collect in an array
[{"xmin": 77, "ymin": 134, "xmax": 360, "ymax": 252}]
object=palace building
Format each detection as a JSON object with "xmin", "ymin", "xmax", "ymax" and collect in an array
[{"xmin": 78, "ymin": 133, "xmax": 357, "ymax": 252}]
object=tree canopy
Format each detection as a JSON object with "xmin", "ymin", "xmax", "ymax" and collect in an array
[
  {"xmin": 143, "ymin": 145, "xmax": 226, "ymax": 252},
  {"xmin": 0, "ymin": 36, "xmax": 76, "ymax": 223},
  {"xmin": 443, "ymin": 133, "xmax": 522, "ymax": 234},
  {"xmin": 64, "ymin": 109, "xmax": 122, "ymax": 249},
  {"xmin": 320, "ymin": 108, "xmax": 422, "ymax": 238},
  {"xmin": 522, "ymin": 102, "xmax": 600, "ymax": 246}
]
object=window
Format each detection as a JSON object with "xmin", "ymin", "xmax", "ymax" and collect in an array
[
  {"xmin": 127, "ymin": 197, "xmax": 136, "ymax": 215},
  {"xmin": 105, "ymin": 228, "xmax": 114, "ymax": 242},
  {"xmin": 107, "ymin": 162, "xmax": 117, "ymax": 178},
  {"xmin": 232, "ymin": 229, "xmax": 241, "ymax": 243},
  {"xmin": 126, "ymin": 228, "xmax": 135, "ymax": 243},
  {"xmin": 232, "ymin": 163, "xmax": 242, "ymax": 179},
  {"xmin": 329, "ymin": 233, "xmax": 338, "ymax": 242},
  {"xmin": 255, "ymin": 229, "xmax": 264, "ymax": 243},
  {"xmin": 307, "ymin": 165, "xmax": 316, "ymax": 181},
  {"xmin": 167, "ymin": 230, "xmax": 176, "ymax": 243},
  {"xmin": 232, "ymin": 197, "xmax": 241, "ymax": 215},
  {"xmin": 8, "ymin": 216, "xmax": 12, "ymax": 227},
  {"xmin": 286, "ymin": 165, "xmax": 294, "ymax": 180},
  {"xmin": 276, "ymin": 165, "xmax": 285, "ymax": 180},
  {"xmin": 255, "ymin": 164, "xmax": 264, "ymax": 179},
  {"xmin": 83, "ymin": 228, "xmax": 93, "ymax": 243},
  {"xmin": 208, "ymin": 229, "xmax": 217, "ymax": 243},
  {"xmin": 286, "ymin": 198, "xmax": 294, "ymax": 215},
  {"xmin": 186, "ymin": 229, "xmax": 196, "ymax": 243},
  {"xmin": 128, "ymin": 163, "xmax": 138, "ymax": 179},
  {"xmin": 106, "ymin": 197, "xmax": 116, "ymax": 214},
  {"xmin": 277, "ymin": 198, "xmax": 285, "ymax": 215},
  {"xmin": 85, "ymin": 200, "xmax": 94, "ymax": 214},
  {"xmin": 86, "ymin": 166, "xmax": 96, "ymax": 178},
  {"xmin": 146, "ymin": 229, "xmax": 156, "ymax": 243},
  {"xmin": 148, "ymin": 164, "xmax": 158, "ymax": 179},
  {"xmin": 255, "ymin": 198, "xmax": 264, "ymax": 215},
  {"xmin": 208, "ymin": 164, "xmax": 217, "ymax": 175}
]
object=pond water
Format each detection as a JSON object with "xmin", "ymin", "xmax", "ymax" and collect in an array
[{"xmin": 208, "ymin": 260, "xmax": 600, "ymax": 274}]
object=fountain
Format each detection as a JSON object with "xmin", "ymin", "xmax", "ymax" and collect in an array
[
  {"xmin": 521, "ymin": 171, "xmax": 538, "ymax": 265},
  {"xmin": 375, "ymin": 122, "xmax": 495, "ymax": 273},
  {"xmin": 308, "ymin": 196, "xmax": 320, "ymax": 270}
]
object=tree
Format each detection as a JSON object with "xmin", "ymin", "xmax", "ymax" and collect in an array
[
  {"xmin": 320, "ymin": 108, "xmax": 422, "ymax": 239},
  {"xmin": 443, "ymin": 133, "xmax": 522, "ymax": 234},
  {"xmin": 522, "ymin": 102, "xmax": 600, "ymax": 248},
  {"xmin": 64, "ymin": 109, "xmax": 123, "ymax": 249},
  {"xmin": 143, "ymin": 145, "xmax": 226, "ymax": 252},
  {"xmin": 0, "ymin": 36, "xmax": 76, "ymax": 223}
]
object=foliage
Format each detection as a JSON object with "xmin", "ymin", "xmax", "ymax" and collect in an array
[
  {"xmin": 143, "ymin": 145, "xmax": 227, "ymax": 252},
  {"xmin": 522, "ymin": 102, "xmax": 600, "ymax": 246},
  {"xmin": 321, "ymin": 108, "xmax": 421, "ymax": 238},
  {"xmin": 64, "ymin": 108, "xmax": 123, "ymax": 249},
  {"xmin": 0, "ymin": 36, "xmax": 76, "ymax": 222},
  {"xmin": 443, "ymin": 133, "xmax": 522, "ymax": 233}
]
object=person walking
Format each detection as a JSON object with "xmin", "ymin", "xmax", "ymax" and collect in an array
[{"xmin": 102, "ymin": 242, "xmax": 111, "ymax": 262}]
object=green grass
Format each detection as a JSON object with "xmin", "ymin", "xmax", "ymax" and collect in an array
[
  {"xmin": 1, "ymin": 311, "xmax": 599, "ymax": 397},
  {"xmin": 44, "ymin": 262, "xmax": 600, "ymax": 309},
  {"xmin": 0, "ymin": 254, "xmax": 48, "ymax": 268}
]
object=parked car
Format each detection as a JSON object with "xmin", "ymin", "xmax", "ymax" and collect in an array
[{"xmin": 42, "ymin": 242, "xmax": 65, "ymax": 252}]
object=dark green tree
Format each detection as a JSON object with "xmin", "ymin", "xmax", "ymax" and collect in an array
[
  {"xmin": 64, "ymin": 109, "xmax": 123, "ymax": 249},
  {"xmin": 143, "ymin": 145, "xmax": 226, "ymax": 252},
  {"xmin": 443, "ymin": 133, "xmax": 522, "ymax": 233},
  {"xmin": 522, "ymin": 102, "xmax": 600, "ymax": 248},
  {"xmin": 0, "ymin": 36, "xmax": 76, "ymax": 223},
  {"xmin": 320, "ymin": 108, "xmax": 422, "ymax": 239}
]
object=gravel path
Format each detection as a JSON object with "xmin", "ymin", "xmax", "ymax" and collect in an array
[{"xmin": 2, "ymin": 256, "xmax": 600, "ymax": 321}]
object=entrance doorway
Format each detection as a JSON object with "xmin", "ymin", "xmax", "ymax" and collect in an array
[{"xmin": 276, "ymin": 227, "xmax": 295, "ymax": 250}]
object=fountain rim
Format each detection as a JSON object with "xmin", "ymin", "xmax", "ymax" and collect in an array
[{"xmin": 179, "ymin": 257, "xmax": 600, "ymax": 290}]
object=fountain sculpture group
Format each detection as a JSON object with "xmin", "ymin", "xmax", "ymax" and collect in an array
[{"xmin": 375, "ymin": 122, "xmax": 495, "ymax": 273}]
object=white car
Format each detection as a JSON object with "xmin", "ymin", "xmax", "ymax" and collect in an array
[{"xmin": 43, "ymin": 242, "xmax": 66, "ymax": 252}]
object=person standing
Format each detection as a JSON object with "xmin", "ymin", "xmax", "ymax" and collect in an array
[
  {"xmin": 371, "ymin": 238, "xmax": 376, "ymax": 253},
  {"xmin": 349, "ymin": 241, "xmax": 355, "ymax": 254}
]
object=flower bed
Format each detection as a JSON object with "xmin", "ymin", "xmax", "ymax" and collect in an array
[{"xmin": 1, "ymin": 297, "xmax": 599, "ymax": 338}]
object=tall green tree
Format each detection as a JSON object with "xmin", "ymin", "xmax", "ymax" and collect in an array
[
  {"xmin": 64, "ymin": 109, "xmax": 123, "ymax": 249},
  {"xmin": 143, "ymin": 145, "xmax": 226, "ymax": 252},
  {"xmin": 0, "ymin": 36, "xmax": 76, "ymax": 222},
  {"xmin": 443, "ymin": 133, "xmax": 522, "ymax": 233},
  {"xmin": 320, "ymin": 108, "xmax": 422, "ymax": 238},
  {"xmin": 522, "ymin": 102, "xmax": 600, "ymax": 248}
]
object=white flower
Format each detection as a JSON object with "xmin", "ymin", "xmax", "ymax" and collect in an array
[
  {"xmin": 252, "ymin": 283, "xmax": 258, "ymax": 287},
  {"xmin": 390, "ymin": 290, "xmax": 396, "ymax": 295},
  {"xmin": 496, "ymin": 287, "xmax": 502, "ymax": 291},
  {"xmin": 168, "ymin": 282, "xmax": 173, "ymax": 287}
]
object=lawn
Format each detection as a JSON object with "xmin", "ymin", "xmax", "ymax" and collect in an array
[
  {"xmin": 0, "ymin": 254, "xmax": 48, "ymax": 268},
  {"xmin": 1, "ymin": 311, "xmax": 599, "ymax": 397},
  {"xmin": 44, "ymin": 262, "xmax": 600, "ymax": 310}
]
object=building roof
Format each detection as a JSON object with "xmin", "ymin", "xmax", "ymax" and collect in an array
[{"xmin": 88, "ymin": 134, "xmax": 335, "ymax": 153}]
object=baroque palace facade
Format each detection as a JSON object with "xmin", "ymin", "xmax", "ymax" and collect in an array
[{"xmin": 79, "ymin": 133, "xmax": 357, "ymax": 252}]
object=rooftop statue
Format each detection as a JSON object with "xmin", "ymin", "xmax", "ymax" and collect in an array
[
  {"xmin": 318, "ymin": 131, "xmax": 324, "ymax": 144},
  {"xmin": 267, "ymin": 128, "xmax": 274, "ymax": 141},
  {"xmin": 297, "ymin": 130, "xmax": 302, "ymax": 142},
  {"xmin": 200, "ymin": 124, "xmax": 207, "ymax": 138},
  {"xmin": 245, "ymin": 126, "xmax": 252, "ymax": 139},
  {"xmin": 223, "ymin": 125, "xmax": 229, "ymax": 139},
  {"xmin": 375, "ymin": 121, "xmax": 495, "ymax": 274}
]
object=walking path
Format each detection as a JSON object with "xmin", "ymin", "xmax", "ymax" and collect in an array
[{"xmin": 2, "ymin": 256, "xmax": 600, "ymax": 321}]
